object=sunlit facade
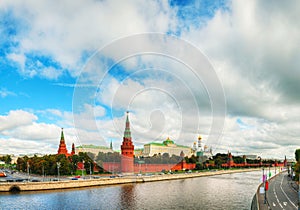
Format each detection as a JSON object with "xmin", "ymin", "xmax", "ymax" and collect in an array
[{"xmin": 142, "ymin": 137, "xmax": 193, "ymax": 157}]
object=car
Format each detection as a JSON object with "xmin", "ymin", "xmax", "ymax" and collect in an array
[
  {"xmin": 110, "ymin": 175, "xmax": 116, "ymax": 178},
  {"xmin": 71, "ymin": 177, "xmax": 78, "ymax": 180}
]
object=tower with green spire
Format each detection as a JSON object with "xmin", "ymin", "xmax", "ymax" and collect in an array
[
  {"xmin": 57, "ymin": 128, "xmax": 69, "ymax": 155},
  {"xmin": 121, "ymin": 111, "xmax": 134, "ymax": 173},
  {"xmin": 110, "ymin": 140, "xmax": 113, "ymax": 150}
]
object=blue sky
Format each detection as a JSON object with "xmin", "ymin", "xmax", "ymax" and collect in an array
[{"xmin": 0, "ymin": 0, "xmax": 299, "ymax": 159}]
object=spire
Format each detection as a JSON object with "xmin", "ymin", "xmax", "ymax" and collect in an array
[
  {"xmin": 124, "ymin": 111, "xmax": 131, "ymax": 138},
  {"xmin": 110, "ymin": 140, "xmax": 113, "ymax": 150},
  {"xmin": 60, "ymin": 128, "xmax": 65, "ymax": 142},
  {"xmin": 57, "ymin": 127, "xmax": 68, "ymax": 156},
  {"xmin": 71, "ymin": 143, "xmax": 75, "ymax": 155}
]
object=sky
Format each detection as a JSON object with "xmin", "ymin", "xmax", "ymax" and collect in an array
[{"xmin": 0, "ymin": 0, "xmax": 299, "ymax": 159}]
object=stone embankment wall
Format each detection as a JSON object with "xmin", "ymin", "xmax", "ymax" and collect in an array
[{"xmin": 0, "ymin": 168, "xmax": 260, "ymax": 192}]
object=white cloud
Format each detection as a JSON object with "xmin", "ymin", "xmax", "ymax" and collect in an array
[
  {"xmin": 0, "ymin": 89, "xmax": 16, "ymax": 98},
  {"xmin": 0, "ymin": 109, "xmax": 78, "ymax": 155},
  {"xmin": 1, "ymin": 1, "xmax": 300, "ymax": 158},
  {"xmin": 0, "ymin": 110, "xmax": 37, "ymax": 132},
  {"xmin": 1, "ymin": 0, "xmax": 177, "ymax": 79},
  {"xmin": 6, "ymin": 53, "xmax": 25, "ymax": 69},
  {"xmin": 177, "ymin": 0, "xmax": 300, "ymax": 158},
  {"xmin": 0, "ymin": 138, "xmax": 55, "ymax": 155}
]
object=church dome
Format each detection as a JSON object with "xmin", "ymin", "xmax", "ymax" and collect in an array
[{"xmin": 163, "ymin": 137, "xmax": 174, "ymax": 145}]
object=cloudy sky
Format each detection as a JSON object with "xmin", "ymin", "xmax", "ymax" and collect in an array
[{"xmin": 0, "ymin": 0, "xmax": 299, "ymax": 159}]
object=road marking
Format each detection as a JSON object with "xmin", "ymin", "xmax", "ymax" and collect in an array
[
  {"xmin": 280, "ymin": 175, "xmax": 298, "ymax": 209},
  {"xmin": 273, "ymin": 183, "xmax": 283, "ymax": 208}
]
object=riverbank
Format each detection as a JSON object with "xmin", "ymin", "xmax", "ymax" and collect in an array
[{"xmin": 0, "ymin": 168, "xmax": 260, "ymax": 192}]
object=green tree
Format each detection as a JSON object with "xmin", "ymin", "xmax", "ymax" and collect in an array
[
  {"xmin": 295, "ymin": 149, "xmax": 300, "ymax": 162},
  {"xmin": 69, "ymin": 154, "xmax": 80, "ymax": 174},
  {"xmin": 1, "ymin": 155, "xmax": 12, "ymax": 164},
  {"xmin": 16, "ymin": 157, "xmax": 25, "ymax": 172}
]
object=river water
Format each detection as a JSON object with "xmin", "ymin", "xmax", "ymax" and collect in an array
[{"xmin": 0, "ymin": 170, "xmax": 262, "ymax": 210}]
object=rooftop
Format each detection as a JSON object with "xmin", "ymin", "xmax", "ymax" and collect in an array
[
  {"xmin": 76, "ymin": 144, "xmax": 111, "ymax": 149},
  {"xmin": 145, "ymin": 138, "xmax": 191, "ymax": 149}
]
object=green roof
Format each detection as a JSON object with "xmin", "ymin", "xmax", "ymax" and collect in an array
[
  {"xmin": 145, "ymin": 142, "xmax": 190, "ymax": 149},
  {"xmin": 76, "ymin": 144, "xmax": 110, "ymax": 149},
  {"xmin": 145, "ymin": 142, "xmax": 165, "ymax": 146},
  {"xmin": 163, "ymin": 137, "xmax": 174, "ymax": 145}
]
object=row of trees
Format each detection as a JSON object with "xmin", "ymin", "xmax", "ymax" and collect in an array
[
  {"xmin": 0, "ymin": 155, "xmax": 12, "ymax": 165},
  {"xmin": 16, "ymin": 153, "xmax": 94, "ymax": 176}
]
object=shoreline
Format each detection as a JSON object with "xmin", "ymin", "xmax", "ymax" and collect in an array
[{"xmin": 0, "ymin": 168, "xmax": 261, "ymax": 192}]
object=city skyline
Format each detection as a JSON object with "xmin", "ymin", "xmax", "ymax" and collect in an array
[{"xmin": 0, "ymin": 1, "xmax": 299, "ymax": 159}]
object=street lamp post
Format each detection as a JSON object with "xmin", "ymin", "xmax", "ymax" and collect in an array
[
  {"xmin": 42, "ymin": 164, "xmax": 44, "ymax": 182},
  {"xmin": 27, "ymin": 161, "xmax": 30, "ymax": 182},
  {"xmin": 57, "ymin": 162, "xmax": 61, "ymax": 181},
  {"xmin": 89, "ymin": 162, "xmax": 92, "ymax": 179},
  {"xmin": 82, "ymin": 160, "xmax": 85, "ymax": 178},
  {"xmin": 262, "ymin": 167, "xmax": 267, "ymax": 204}
]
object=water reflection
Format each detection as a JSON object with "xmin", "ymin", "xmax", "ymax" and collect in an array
[
  {"xmin": 119, "ymin": 184, "xmax": 136, "ymax": 209},
  {"xmin": 0, "ymin": 171, "xmax": 262, "ymax": 210}
]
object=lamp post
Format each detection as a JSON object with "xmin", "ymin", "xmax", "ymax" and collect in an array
[
  {"xmin": 57, "ymin": 162, "xmax": 61, "ymax": 181},
  {"xmin": 27, "ymin": 161, "xmax": 30, "ymax": 182},
  {"xmin": 89, "ymin": 162, "xmax": 92, "ymax": 179},
  {"xmin": 262, "ymin": 167, "xmax": 267, "ymax": 204},
  {"xmin": 42, "ymin": 164, "xmax": 44, "ymax": 182},
  {"xmin": 82, "ymin": 160, "xmax": 85, "ymax": 178}
]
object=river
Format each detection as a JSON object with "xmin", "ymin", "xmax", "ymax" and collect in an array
[{"xmin": 0, "ymin": 170, "xmax": 262, "ymax": 210}]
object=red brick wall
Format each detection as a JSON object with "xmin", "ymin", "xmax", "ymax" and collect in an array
[{"xmin": 101, "ymin": 162, "xmax": 196, "ymax": 173}]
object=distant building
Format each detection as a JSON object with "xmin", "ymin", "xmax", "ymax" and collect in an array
[
  {"xmin": 194, "ymin": 135, "xmax": 213, "ymax": 159},
  {"xmin": 76, "ymin": 144, "xmax": 114, "ymax": 157},
  {"xmin": 142, "ymin": 137, "xmax": 193, "ymax": 157},
  {"xmin": 240, "ymin": 155, "xmax": 259, "ymax": 160},
  {"xmin": 134, "ymin": 148, "xmax": 144, "ymax": 157}
]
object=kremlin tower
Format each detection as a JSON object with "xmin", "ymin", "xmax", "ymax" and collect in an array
[
  {"xmin": 227, "ymin": 151, "xmax": 234, "ymax": 168},
  {"xmin": 71, "ymin": 143, "xmax": 75, "ymax": 155},
  {"xmin": 121, "ymin": 111, "xmax": 134, "ymax": 174},
  {"xmin": 57, "ymin": 128, "xmax": 74, "ymax": 157}
]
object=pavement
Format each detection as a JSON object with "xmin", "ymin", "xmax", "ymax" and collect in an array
[{"xmin": 257, "ymin": 171, "xmax": 298, "ymax": 210}]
